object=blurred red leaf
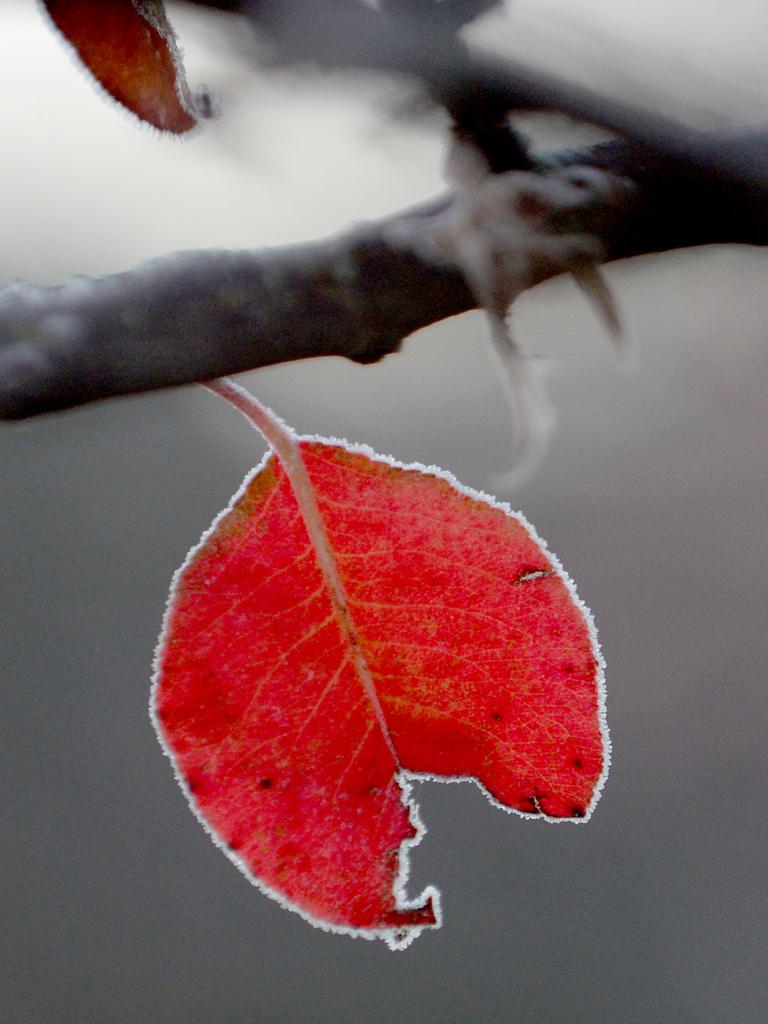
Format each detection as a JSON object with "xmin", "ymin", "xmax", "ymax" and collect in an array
[
  {"xmin": 42, "ymin": 0, "xmax": 199, "ymax": 133},
  {"xmin": 153, "ymin": 381, "xmax": 607, "ymax": 948}
]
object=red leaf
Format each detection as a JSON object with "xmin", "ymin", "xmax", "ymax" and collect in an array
[
  {"xmin": 42, "ymin": 0, "xmax": 199, "ymax": 133},
  {"xmin": 153, "ymin": 380, "xmax": 608, "ymax": 948}
]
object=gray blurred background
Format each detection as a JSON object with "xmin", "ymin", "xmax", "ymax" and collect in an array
[{"xmin": 2, "ymin": 2, "xmax": 768, "ymax": 1022}]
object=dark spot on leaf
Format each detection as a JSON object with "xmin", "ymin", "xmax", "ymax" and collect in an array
[
  {"xmin": 259, "ymin": 777, "xmax": 273, "ymax": 789},
  {"xmin": 368, "ymin": 786, "xmax": 379, "ymax": 796},
  {"xmin": 491, "ymin": 712, "xmax": 503, "ymax": 722},
  {"xmin": 562, "ymin": 662, "xmax": 576, "ymax": 674},
  {"xmin": 571, "ymin": 807, "xmax": 586, "ymax": 818},
  {"xmin": 572, "ymin": 757, "xmax": 584, "ymax": 770},
  {"xmin": 520, "ymin": 796, "xmax": 540, "ymax": 813},
  {"xmin": 228, "ymin": 837, "xmax": 243, "ymax": 852}
]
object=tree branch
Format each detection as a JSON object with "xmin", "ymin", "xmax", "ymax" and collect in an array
[{"xmin": 1, "ymin": 132, "xmax": 766, "ymax": 420}]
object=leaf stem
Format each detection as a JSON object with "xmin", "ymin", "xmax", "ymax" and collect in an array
[
  {"xmin": 201, "ymin": 377, "xmax": 401, "ymax": 766},
  {"xmin": 202, "ymin": 377, "xmax": 301, "ymax": 471}
]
